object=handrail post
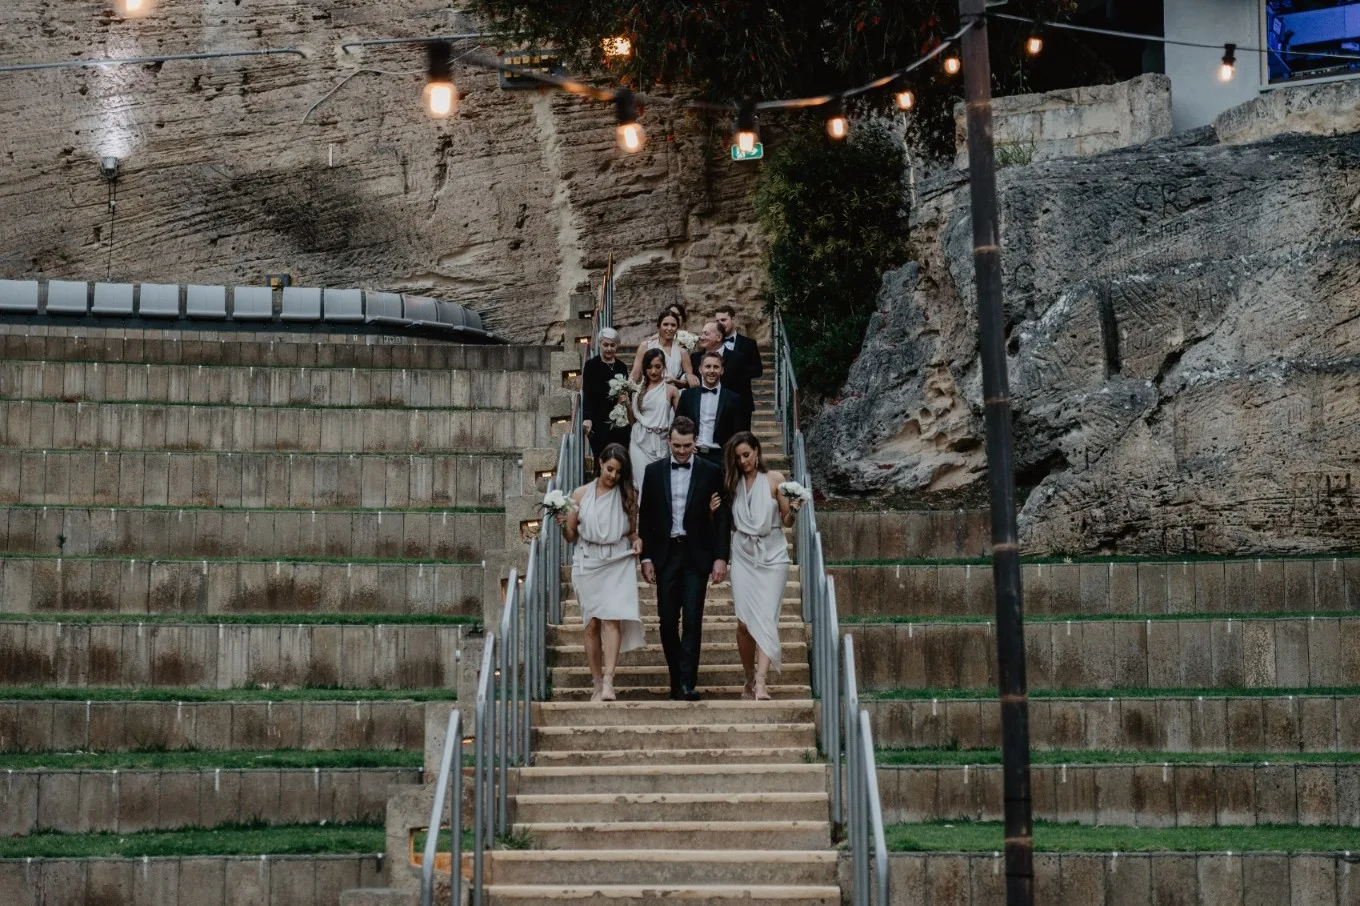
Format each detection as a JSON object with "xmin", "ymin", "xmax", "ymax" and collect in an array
[
  {"xmin": 826, "ymin": 577, "xmax": 841, "ymax": 826},
  {"xmin": 471, "ymin": 639, "xmax": 495, "ymax": 905},
  {"xmin": 497, "ymin": 585, "xmax": 511, "ymax": 834},
  {"xmin": 419, "ymin": 708, "xmax": 462, "ymax": 906},
  {"xmin": 859, "ymin": 710, "xmax": 890, "ymax": 906}
]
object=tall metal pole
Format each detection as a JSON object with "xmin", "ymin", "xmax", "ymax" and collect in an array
[{"xmin": 957, "ymin": 2, "xmax": 1034, "ymax": 903}]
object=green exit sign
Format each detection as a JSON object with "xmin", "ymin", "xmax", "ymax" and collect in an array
[{"xmin": 731, "ymin": 142, "xmax": 764, "ymax": 161}]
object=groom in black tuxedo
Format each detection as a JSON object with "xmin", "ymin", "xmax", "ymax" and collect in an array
[
  {"xmin": 639, "ymin": 416, "xmax": 731, "ymax": 701},
  {"xmin": 676, "ymin": 350, "xmax": 742, "ymax": 468}
]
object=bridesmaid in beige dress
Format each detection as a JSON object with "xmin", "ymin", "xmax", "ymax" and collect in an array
[
  {"xmin": 718, "ymin": 432, "xmax": 804, "ymax": 701},
  {"xmin": 627, "ymin": 348, "xmax": 679, "ymax": 491},
  {"xmin": 556, "ymin": 444, "xmax": 646, "ymax": 702}
]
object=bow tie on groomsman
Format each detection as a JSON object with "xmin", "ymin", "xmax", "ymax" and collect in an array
[
  {"xmin": 701, "ymin": 386, "xmax": 720, "ymax": 394},
  {"xmin": 671, "ymin": 461, "xmax": 691, "ymax": 470}
]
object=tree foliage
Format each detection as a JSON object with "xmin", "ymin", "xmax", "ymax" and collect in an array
[{"xmin": 753, "ymin": 121, "xmax": 908, "ymax": 397}]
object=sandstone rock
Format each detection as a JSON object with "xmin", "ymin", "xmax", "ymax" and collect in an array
[
  {"xmin": 1215, "ymin": 78, "xmax": 1360, "ymax": 146},
  {"xmin": 0, "ymin": 3, "xmax": 767, "ymax": 342},
  {"xmin": 811, "ymin": 126, "xmax": 1360, "ymax": 555}
]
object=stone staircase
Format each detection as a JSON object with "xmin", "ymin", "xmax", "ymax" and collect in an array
[{"xmin": 482, "ymin": 354, "xmax": 844, "ymax": 905}]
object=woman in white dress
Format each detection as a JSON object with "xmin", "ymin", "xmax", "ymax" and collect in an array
[
  {"xmin": 629, "ymin": 309, "xmax": 695, "ymax": 388},
  {"xmin": 718, "ymin": 431, "xmax": 803, "ymax": 701},
  {"xmin": 627, "ymin": 348, "xmax": 679, "ymax": 490},
  {"xmin": 556, "ymin": 443, "xmax": 646, "ymax": 702}
]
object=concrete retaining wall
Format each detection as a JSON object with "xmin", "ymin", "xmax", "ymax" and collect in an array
[
  {"xmin": 847, "ymin": 617, "xmax": 1360, "ymax": 690},
  {"xmin": 1, "ymin": 767, "xmax": 419, "ymax": 835},
  {"xmin": 0, "ymin": 507, "xmax": 502, "ymax": 562},
  {"xmin": 818, "ymin": 510, "xmax": 990, "ymax": 561},
  {"xmin": 0, "ymin": 622, "xmax": 468, "ymax": 689},
  {"xmin": 849, "ymin": 852, "xmax": 1360, "ymax": 905},
  {"xmin": 877, "ymin": 763, "xmax": 1360, "ymax": 827},
  {"xmin": 829, "ymin": 557, "xmax": 1360, "ymax": 618},
  {"xmin": 0, "ymin": 855, "xmax": 383, "ymax": 906},
  {"xmin": 0, "ymin": 360, "xmax": 553, "ymax": 410},
  {"xmin": 866, "ymin": 695, "xmax": 1360, "ymax": 753},
  {"xmin": 0, "ymin": 450, "xmax": 521, "ymax": 510},
  {"xmin": 0, "ymin": 558, "xmax": 484, "ymax": 616},
  {"xmin": 0, "ymin": 699, "xmax": 428, "ymax": 753},
  {"xmin": 0, "ymin": 400, "xmax": 546, "ymax": 453}
]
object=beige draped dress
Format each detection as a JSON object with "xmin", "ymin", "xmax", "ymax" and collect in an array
[
  {"xmin": 730, "ymin": 473, "xmax": 789, "ymax": 672},
  {"xmin": 571, "ymin": 481, "xmax": 645, "ymax": 653}
]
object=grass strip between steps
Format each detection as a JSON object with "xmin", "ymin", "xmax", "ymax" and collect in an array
[
  {"xmin": 861, "ymin": 686, "xmax": 1360, "ymax": 701},
  {"xmin": 0, "ymin": 502, "xmax": 503, "ymax": 515},
  {"xmin": 5, "ymin": 448, "xmax": 521, "ymax": 459},
  {"xmin": 885, "ymin": 821, "xmax": 1360, "ymax": 854},
  {"xmin": 0, "ymin": 613, "xmax": 480, "ymax": 627},
  {"xmin": 0, "ymin": 554, "xmax": 483, "ymax": 567},
  {"xmin": 3, "ymin": 398, "xmax": 529, "ymax": 413},
  {"xmin": 876, "ymin": 748, "xmax": 1360, "ymax": 767},
  {"xmin": 0, "ymin": 823, "xmax": 385, "ymax": 859},
  {"xmin": 840, "ymin": 612, "xmax": 1354, "ymax": 625},
  {"xmin": 0, "ymin": 749, "xmax": 423, "ymax": 771},
  {"xmin": 0, "ymin": 686, "xmax": 456, "ymax": 703},
  {"xmin": 830, "ymin": 552, "xmax": 1360, "ymax": 567}
]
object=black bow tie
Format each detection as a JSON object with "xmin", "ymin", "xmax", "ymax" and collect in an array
[
  {"xmin": 671, "ymin": 461, "xmax": 691, "ymax": 470},
  {"xmin": 701, "ymin": 387, "xmax": 719, "ymax": 394}
]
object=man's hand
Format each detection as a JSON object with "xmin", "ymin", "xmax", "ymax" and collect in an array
[
  {"xmin": 711, "ymin": 559, "xmax": 728, "ymax": 585},
  {"xmin": 582, "ymin": 419, "xmax": 592, "ymax": 437},
  {"xmin": 641, "ymin": 560, "xmax": 657, "ymax": 584},
  {"xmin": 709, "ymin": 493, "xmax": 721, "ymax": 514}
]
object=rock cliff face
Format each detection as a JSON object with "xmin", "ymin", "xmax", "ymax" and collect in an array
[
  {"xmin": 0, "ymin": 2, "xmax": 766, "ymax": 342},
  {"xmin": 810, "ymin": 122, "xmax": 1360, "ymax": 555}
]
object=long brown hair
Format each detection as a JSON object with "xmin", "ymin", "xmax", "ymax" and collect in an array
[
  {"xmin": 722, "ymin": 431, "xmax": 764, "ymax": 503},
  {"xmin": 598, "ymin": 443, "xmax": 637, "ymax": 521},
  {"xmin": 639, "ymin": 347, "xmax": 667, "ymax": 392}
]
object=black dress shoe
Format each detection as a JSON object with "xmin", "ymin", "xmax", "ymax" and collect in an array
[
  {"xmin": 681, "ymin": 687, "xmax": 702, "ymax": 702},
  {"xmin": 668, "ymin": 688, "xmax": 684, "ymax": 701}
]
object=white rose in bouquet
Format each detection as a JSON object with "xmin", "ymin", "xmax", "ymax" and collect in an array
[
  {"xmin": 608, "ymin": 403, "xmax": 631, "ymax": 428},
  {"xmin": 778, "ymin": 481, "xmax": 813, "ymax": 503},
  {"xmin": 541, "ymin": 489, "xmax": 575, "ymax": 516},
  {"xmin": 608, "ymin": 374, "xmax": 641, "ymax": 400},
  {"xmin": 676, "ymin": 330, "xmax": 698, "ymax": 352}
]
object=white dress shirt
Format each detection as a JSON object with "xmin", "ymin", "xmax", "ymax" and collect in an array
[
  {"xmin": 669, "ymin": 457, "xmax": 692, "ymax": 537},
  {"xmin": 723, "ymin": 333, "xmax": 737, "ymax": 352},
  {"xmin": 697, "ymin": 384, "xmax": 720, "ymax": 447}
]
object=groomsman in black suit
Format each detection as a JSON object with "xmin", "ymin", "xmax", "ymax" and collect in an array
[
  {"xmin": 580, "ymin": 328, "xmax": 630, "ymax": 473},
  {"xmin": 676, "ymin": 350, "xmax": 742, "ymax": 469},
  {"xmin": 638, "ymin": 417, "xmax": 731, "ymax": 701},
  {"xmin": 714, "ymin": 304, "xmax": 763, "ymax": 432}
]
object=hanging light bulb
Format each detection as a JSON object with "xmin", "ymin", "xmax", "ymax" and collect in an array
[
  {"xmin": 424, "ymin": 41, "xmax": 457, "ymax": 117},
  {"xmin": 735, "ymin": 103, "xmax": 759, "ymax": 154},
  {"xmin": 117, "ymin": 0, "xmax": 153, "ymax": 16},
  {"xmin": 1219, "ymin": 43, "xmax": 1237, "ymax": 82},
  {"xmin": 825, "ymin": 96, "xmax": 849, "ymax": 140},
  {"xmin": 1026, "ymin": 33, "xmax": 1045, "ymax": 56},
  {"xmin": 602, "ymin": 36, "xmax": 633, "ymax": 59},
  {"xmin": 892, "ymin": 77, "xmax": 916, "ymax": 112},
  {"xmin": 615, "ymin": 90, "xmax": 645, "ymax": 153},
  {"xmin": 943, "ymin": 53, "xmax": 962, "ymax": 76}
]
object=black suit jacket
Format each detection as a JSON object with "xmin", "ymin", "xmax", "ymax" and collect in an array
[
  {"xmin": 638, "ymin": 456, "xmax": 731, "ymax": 574},
  {"xmin": 719, "ymin": 334, "xmax": 763, "ymax": 403},
  {"xmin": 582, "ymin": 356, "xmax": 629, "ymax": 428},
  {"xmin": 676, "ymin": 385, "xmax": 742, "ymax": 451}
]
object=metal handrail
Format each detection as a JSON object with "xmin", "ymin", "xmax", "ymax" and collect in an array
[
  {"xmin": 470, "ymin": 639, "xmax": 495, "ymax": 904},
  {"xmin": 859, "ymin": 710, "xmax": 890, "ymax": 906},
  {"xmin": 419, "ymin": 708, "xmax": 463, "ymax": 906}
]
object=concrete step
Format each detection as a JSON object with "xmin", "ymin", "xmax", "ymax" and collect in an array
[
  {"xmin": 0, "ymin": 505, "xmax": 500, "ymax": 561},
  {"xmin": 514, "ymin": 764, "xmax": 828, "ymax": 796},
  {"xmin": 550, "ymin": 663, "xmax": 811, "ymax": 690},
  {"xmin": 0, "ymin": 360, "xmax": 552, "ymax": 410},
  {"xmin": 485, "ymin": 883, "xmax": 840, "ymax": 905},
  {"xmin": 0, "ymin": 555, "xmax": 483, "ymax": 616},
  {"xmin": 0, "ymin": 620, "xmax": 468, "ymax": 689},
  {"xmin": 848, "ymin": 616, "xmax": 1360, "ymax": 691},
  {"xmin": 0, "ymin": 400, "xmax": 545, "ymax": 453},
  {"xmin": 512, "ymin": 791, "xmax": 829, "ymax": 824},
  {"xmin": 0, "ymin": 449, "xmax": 520, "ymax": 510},
  {"xmin": 548, "ymin": 641, "xmax": 808, "ymax": 669},
  {"xmin": 512, "ymin": 821, "xmax": 832, "ymax": 852},
  {"xmin": 546, "ymin": 622, "xmax": 806, "ymax": 647},
  {"xmin": 549, "ymin": 684, "xmax": 813, "ymax": 703},
  {"xmin": 530, "ymin": 746, "xmax": 817, "ymax": 768},
  {"xmin": 487, "ymin": 849, "xmax": 838, "ymax": 886},
  {"xmin": 0, "ymin": 697, "xmax": 427, "ymax": 753},
  {"xmin": 0, "ymin": 766, "xmax": 417, "ymax": 836},
  {"xmin": 534, "ymin": 722, "xmax": 816, "ymax": 753},
  {"xmin": 0, "ymin": 327, "xmax": 553, "ymax": 371},
  {"xmin": 563, "ymin": 590, "xmax": 801, "ymax": 609},
  {"xmin": 532, "ymin": 699, "xmax": 815, "ymax": 728}
]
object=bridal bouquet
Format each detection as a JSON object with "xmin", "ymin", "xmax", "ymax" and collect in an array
[
  {"xmin": 778, "ymin": 481, "xmax": 813, "ymax": 503},
  {"xmin": 676, "ymin": 330, "xmax": 698, "ymax": 352},
  {"xmin": 608, "ymin": 403, "xmax": 631, "ymax": 428},
  {"xmin": 608, "ymin": 374, "xmax": 640, "ymax": 399},
  {"xmin": 541, "ymin": 489, "xmax": 576, "ymax": 517}
]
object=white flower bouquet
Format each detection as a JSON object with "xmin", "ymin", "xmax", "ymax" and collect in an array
[
  {"xmin": 608, "ymin": 403, "xmax": 631, "ymax": 428},
  {"xmin": 608, "ymin": 374, "xmax": 640, "ymax": 399},
  {"xmin": 676, "ymin": 330, "xmax": 698, "ymax": 352},
  {"xmin": 778, "ymin": 481, "xmax": 813, "ymax": 503},
  {"xmin": 541, "ymin": 489, "xmax": 576, "ymax": 517}
]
